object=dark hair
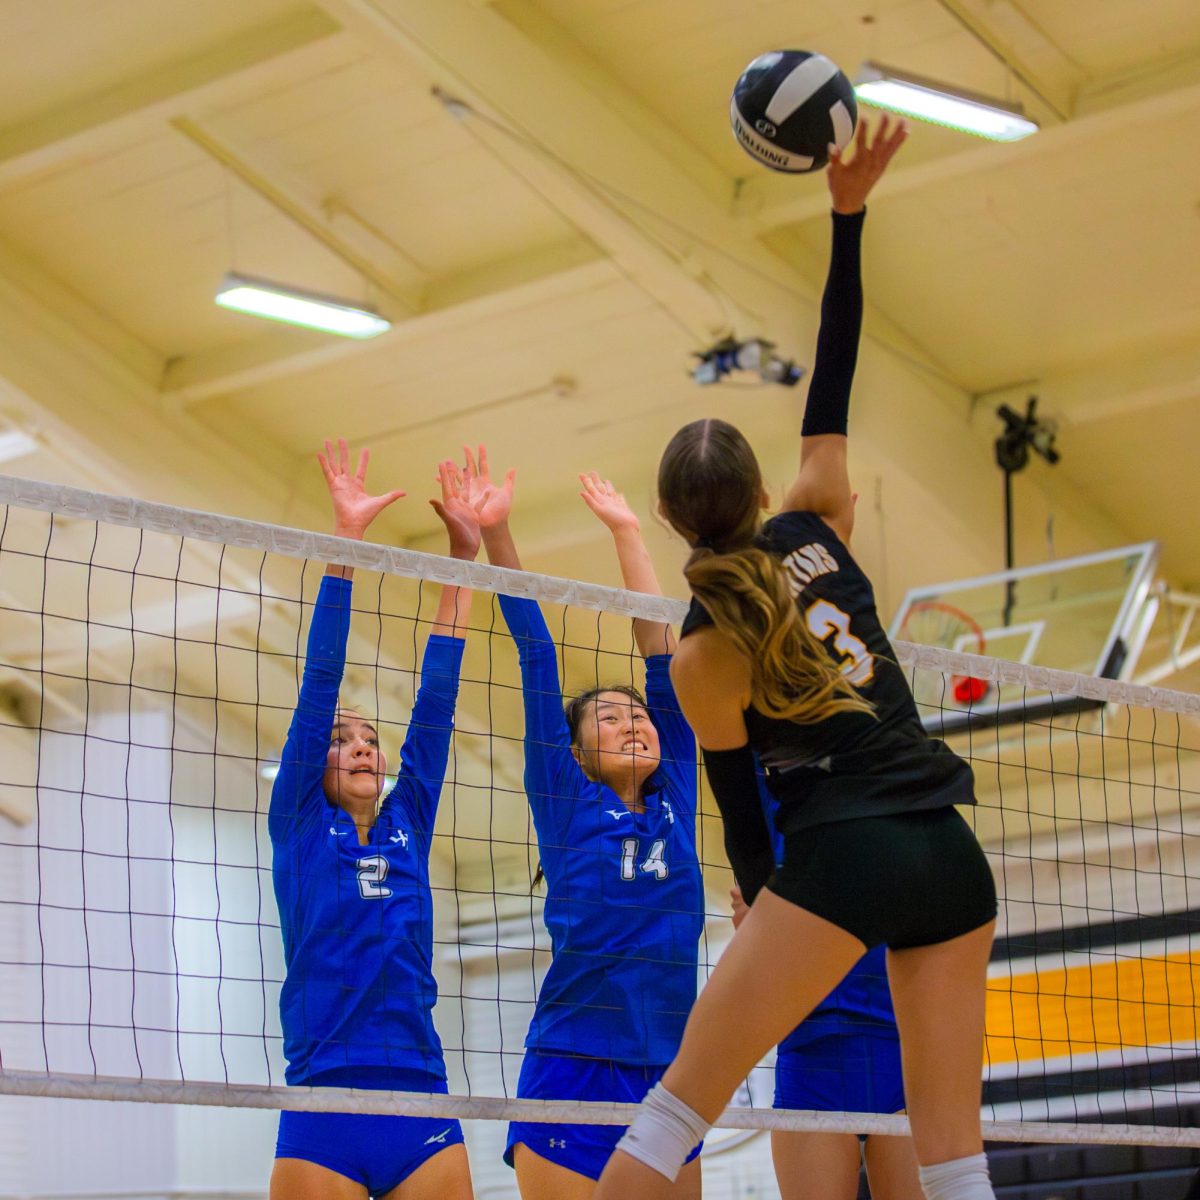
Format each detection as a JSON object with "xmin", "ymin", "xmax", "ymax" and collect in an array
[
  {"xmin": 530, "ymin": 685, "xmax": 653, "ymax": 890},
  {"xmin": 563, "ymin": 684, "xmax": 648, "ymax": 747},
  {"xmin": 657, "ymin": 418, "xmax": 871, "ymax": 724}
]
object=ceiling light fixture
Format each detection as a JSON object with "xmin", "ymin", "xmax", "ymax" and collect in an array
[
  {"xmin": 0, "ymin": 429, "xmax": 40, "ymax": 464},
  {"xmin": 854, "ymin": 62, "xmax": 1038, "ymax": 142},
  {"xmin": 215, "ymin": 273, "xmax": 391, "ymax": 339}
]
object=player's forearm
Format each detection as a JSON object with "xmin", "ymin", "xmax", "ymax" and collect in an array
[
  {"xmin": 324, "ymin": 521, "xmax": 368, "ymax": 580},
  {"xmin": 482, "ymin": 521, "xmax": 522, "ymax": 571},
  {"xmin": 428, "ymin": 538, "xmax": 476, "ymax": 639},
  {"xmin": 610, "ymin": 527, "xmax": 676, "ymax": 657},
  {"xmin": 801, "ymin": 209, "xmax": 866, "ymax": 439},
  {"xmin": 428, "ymin": 585, "xmax": 471, "ymax": 639},
  {"xmin": 395, "ymin": 635, "xmax": 465, "ymax": 825}
]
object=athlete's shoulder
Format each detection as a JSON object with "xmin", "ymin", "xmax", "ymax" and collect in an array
[
  {"xmin": 760, "ymin": 509, "xmax": 844, "ymax": 553},
  {"xmin": 679, "ymin": 595, "xmax": 713, "ymax": 639}
]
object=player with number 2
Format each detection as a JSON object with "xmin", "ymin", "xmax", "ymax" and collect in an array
[{"xmin": 269, "ymin": 440, "xmax": 477, "ymax": 1200}]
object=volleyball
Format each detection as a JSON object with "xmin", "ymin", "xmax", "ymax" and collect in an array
[{"xmin": 730, "ymin": 50, "xmax": 858, "ymax": 173}]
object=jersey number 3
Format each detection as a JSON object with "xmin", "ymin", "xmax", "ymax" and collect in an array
[
  {"xmin": 806, "ymin": 599, "xmax": 875, "ymax": 685},
  {"xmin": 357, "ymin": 855, "xmax": 393, "ymax": 899},
  {"xmin": 620, "ymin": 838, "xmax": 668, "ymax": 881}
]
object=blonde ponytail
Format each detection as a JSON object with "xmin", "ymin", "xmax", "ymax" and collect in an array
[{"xmin": 685, "ymin": 546, "xmax": 872, "ymax": 724}]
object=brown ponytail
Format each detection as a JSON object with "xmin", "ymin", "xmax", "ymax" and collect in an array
[
  {"xmin": 659, "ymin": 418, "xmax": 872, "ymax": 725},
  {"xmin": 684, "ymin": 544, "xmax": 871, "ymax": 723}
]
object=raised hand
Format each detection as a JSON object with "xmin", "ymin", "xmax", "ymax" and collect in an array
[
  {"xmin": 827, "ymin": 114, "xmax": 908, "ymax": 214},
  {"xmin": 461, "ymin": 444, "xmax": 516, "ymax": 530},
  {"xmin": 579, "ymin": 472, "xmax": 640, "ymax": 534},
  {"xmin": 317, "ymin": 438, "xmax": 405, "ymax": 539},
  {"xmin": 429, "ymin": 459, "xmax": 482, "ymax": 561}
]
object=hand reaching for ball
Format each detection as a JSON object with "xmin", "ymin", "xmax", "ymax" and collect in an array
[{"xmin": 827, "ymin": 114, "xmax": 908, "ymax": 214}]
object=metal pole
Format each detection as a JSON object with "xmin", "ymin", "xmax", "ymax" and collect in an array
[{"xmin": 1003, "ymin": 467, "xmax": 1016, "ymax": 626}]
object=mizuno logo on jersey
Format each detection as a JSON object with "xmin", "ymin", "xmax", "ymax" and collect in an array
[
  {"xmin": 424, "ymin": 1127, "xmax": 452, "ymax": 1145},
  {"xmin": 606, "ymin": 808, "xmax": 629, "ymax": 820},
  {"xmin": 329, "ymin": 826, "xmax": 347, "ymax": 837},
  {"xmin": 389, "ymin": 831, "xmax": 409, "ymax": 847},
  {"xmin": 781, "ymin": 541, "xmax": 839, "ymax": 593},
  {"xmin": 661, "ymin": 800, "xmax": 674, "ymax": 824}
]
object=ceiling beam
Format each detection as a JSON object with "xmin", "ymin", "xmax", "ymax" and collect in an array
[
  {"xmin": 161, "ymin": 239, "xmax": 610, "ymax": 406},
  {"xmin": 1074, "ymin": 45, "xmax": 1200, "ymax": 116},
  {"xmin": 315, "ymin": 0, "xmax": 809, "ymax": 340},
  {"xmin": 742, "ymin": 72, "xmax": 1200, "ymax": 232},
  {"xmin": 170, "ymin": 115, "xmax": 427, "ymax": 315},
  {"xmin": 985, "ymin": 340, "xmax": 1200, "ymax": 429},
  {"xmin": 0, "ymin": 9, "xmax": 347, "ymax": 191},
  {"xmin": 932, "ymin": 0, "xmax": 1080, "ymax": 122},
  {"xmin": 0, "ymin": 234, "xmax": 325, "ymax": 525}
]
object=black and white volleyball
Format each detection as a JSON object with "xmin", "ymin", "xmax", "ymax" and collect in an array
[{"xmin": 730, "ymin": 50, "xmax": 857, "ymax": 173}]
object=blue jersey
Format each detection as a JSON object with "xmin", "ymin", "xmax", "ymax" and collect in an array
[
  {"xmin": 270, "ymin": 574, "xmax": 465, "ymax": 1084},
  {"xmin": 499, "ymin": 594, "xmax": 704, "ymax": 1065},
  {"xmin": 757, "ymin": 773, "xmax": 897, "ymax": 1050}
]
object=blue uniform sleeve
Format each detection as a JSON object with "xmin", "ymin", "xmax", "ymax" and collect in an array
[
  {"xmin": 269, "ymin": 575, "xmax": 351, "ymax": 844},
  {"xmin": 384, "ymin": 634, "xmax": 465, "ymax": 843},
  {"xmin": 756, "ymin": 760, "xmax": 785, "ymax": 865},
  {"xmin": 643, "ymin": 654, "xmax": 698, "ymax": 818},
  {"xmin": 496, "ymin": 594, "xmax": 584, "ymax": 821}
]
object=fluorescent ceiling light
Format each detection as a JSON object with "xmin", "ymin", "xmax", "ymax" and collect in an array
[
  {"xmin": 0, "ymin": 429, "xmax": 39, "ymax": 464},
  {"xmin": 215, "ymin": 273, "xmax": 390, "ymax": 339},
  {"xmin": 855, "ymin": 63, "xmax": 1038, "ymax": 142}
]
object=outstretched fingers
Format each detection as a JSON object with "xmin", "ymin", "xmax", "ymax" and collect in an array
[
  {"xmin": 462, "ymin": 444, "xmax": 480, "ymax": 484},
  {"xmin": 869, "ymin": 115, "xmax": 908, "ymax": 172},
  {"xmin": 437, "ymin": 459, "xmax": 461, "ymax": 503}
]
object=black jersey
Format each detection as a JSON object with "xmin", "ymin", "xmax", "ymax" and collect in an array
[{"xmin": 681, "ymin": 510, "xmax": 975, "ymax": 833}]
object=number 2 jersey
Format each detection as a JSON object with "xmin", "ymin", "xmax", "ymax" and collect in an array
[
  {"xmin": 498, "ymin": 594, "xmax": 705, "ymax": 1066},
  {"xmin": 270, "ymin": 574, "xmax": 464, "ymax": 1084},
  {"xmin": 683, "ymin": 509, "xmax": 975, "ymax": 835}
]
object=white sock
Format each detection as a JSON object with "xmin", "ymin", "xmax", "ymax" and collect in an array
[
  {"xmin": 918, "ymin": 1152, "xmax": 995, "ymax": 1200},
  {"xmin": 614, "ymin": 1082, "xmax": 711, "ymax": 1182}
]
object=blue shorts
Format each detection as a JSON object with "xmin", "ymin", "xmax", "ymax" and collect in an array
[
  {"xmin": 505, "ymin": 1051, "xmax": 703, "ymax": 1181},
  {"xmin": 276, "ymin": 1067, "xmax": 465, "ymax": 1197},
  {"xmin": 775, "ymin": 1032, "xmax": 906, "ymax": 1121}
]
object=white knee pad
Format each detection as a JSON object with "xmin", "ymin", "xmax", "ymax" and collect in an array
[
  {"xmin": 918, "ymin": 1152, "xmax": 995, "ymax": 1200},
  {"xmin": 613, "ymin": 1082, "xmax": 711, "ymax": 1182}
]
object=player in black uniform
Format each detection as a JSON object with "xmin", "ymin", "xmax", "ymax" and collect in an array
[{"xmin": 592, "ymin": 117, "xmax": 999, "ymax": 1200}]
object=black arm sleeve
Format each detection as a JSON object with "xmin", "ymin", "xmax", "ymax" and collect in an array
[
  {"xmin": 703, "ymin": 744, "xmax": 776, "ymax": 905},
  {"xmin": 800, "ymin": 208, "xmax": 866, "ymax": 438}
]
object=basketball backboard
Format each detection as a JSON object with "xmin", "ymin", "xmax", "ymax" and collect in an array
[{"xmin": 889, "ymin": 544, "xmax": 1159, "ymax": 735}]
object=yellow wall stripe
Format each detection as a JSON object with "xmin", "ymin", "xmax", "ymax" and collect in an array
[{"xmin": 985, "ymin": 951, "xmax": 1200, "ymax": 1065}]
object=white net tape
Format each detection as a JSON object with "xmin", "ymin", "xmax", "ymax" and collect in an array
[{"xmin": 2, "ymin": 475, "xmax": 1194, "ymax": 716}]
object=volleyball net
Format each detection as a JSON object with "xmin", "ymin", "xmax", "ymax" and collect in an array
[{"xmin": 1, "ymin": 475, "xmax": 1199, "ymax": 1151}]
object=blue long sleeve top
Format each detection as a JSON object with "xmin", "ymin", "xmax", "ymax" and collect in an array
[
  {"xmin": 270, "ymin": 574, "xmax": 465, "ymax": 1084},
  {"xmin": 498, "ymin": 593, "xmax": 704, "ymax": 1065}
]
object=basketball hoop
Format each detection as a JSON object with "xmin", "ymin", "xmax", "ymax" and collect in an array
[{"xmin": 898, "ymin": 601, "xmax": 990, "ymax": 708}]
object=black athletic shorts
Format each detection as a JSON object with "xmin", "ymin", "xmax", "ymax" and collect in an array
[{"xmin": 767, "ymin": 806, "xmax": 997, "ymax": 949}]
